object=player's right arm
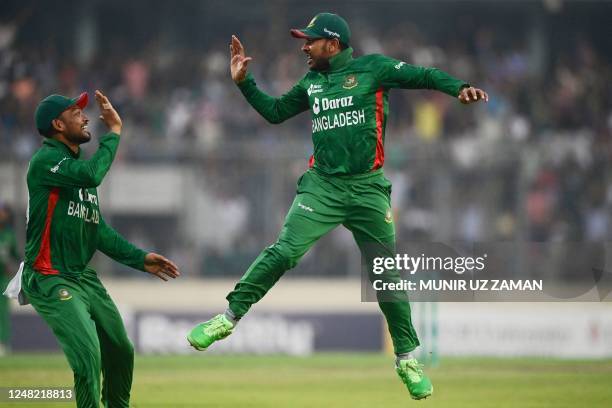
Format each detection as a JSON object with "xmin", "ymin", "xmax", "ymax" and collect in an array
[
  {"xmin": 32, "ymin": 135, "xmax": 119, "ymax": 188},
  {"xmin": 230, "ymin": 35, "xmax": 309, "ymax": 124},
  {"xmin": 32, "ymin": 90, "xmax": 123, "ymax": 189}
]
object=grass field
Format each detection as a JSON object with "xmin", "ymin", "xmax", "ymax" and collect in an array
[{"xmin": 1, "ymin": 353, "xmax": 611, "ymax": 407}]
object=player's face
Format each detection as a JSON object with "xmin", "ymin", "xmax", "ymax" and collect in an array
[
  {"xmin": 302, "ymin": 38, "xmax": 335, "ymax": 71},
  {"xmin": 56, "ymin": 106, "xmax": 91, "ymax": 144}
]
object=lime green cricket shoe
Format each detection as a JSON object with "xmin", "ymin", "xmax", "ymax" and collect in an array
[
  {"xmin": 187, "ymin": 314, "xmax": 234, "ymax": 351},
  {"xmin": 395, "ymin": 358, "xmax": 433, "ymax": 400}
]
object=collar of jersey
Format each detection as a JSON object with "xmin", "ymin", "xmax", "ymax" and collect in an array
[
  {"xmin": 43, "ymin": 138, "xmax": 81, "ymax": 159},
  {"xmin": 322, "ymin": 47, "xmax": 353, "ymax": 73}
]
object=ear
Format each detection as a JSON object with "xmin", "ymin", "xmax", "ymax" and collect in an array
[
  {"xmin": 330, "ymin": 38, "xmax": 340, "ymax": 52},
  {"xmin": 51, "ymin": 118, "xmax": 64, "ymax": 133},
  {"xmin": 327, "ymin": 40, "xmax": 335, "ymax": 52}
]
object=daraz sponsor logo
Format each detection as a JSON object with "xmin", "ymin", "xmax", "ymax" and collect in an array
[{"xmin": 312, "ymin": 96, "xmax": 354, "ymax": 115}]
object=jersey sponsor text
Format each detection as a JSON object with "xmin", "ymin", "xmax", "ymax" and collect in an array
[
  {"xmin": 312, "ymin": 109, "xmax": 366, "ymax": 133},
  {"xmin": 67, "ymin": 201, "xmax": 100, "ymax": 224}
]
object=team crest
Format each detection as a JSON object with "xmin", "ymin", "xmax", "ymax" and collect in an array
[
  {"xmin": 343, "ymin": 74, "xmax": 358, "ymax": 89},
  {"xmin": 58, "ymin": 288, "xmax": 72, "ymax": 301},
  {"xmin": 385, "ymin": 208, "xmax": 393, "ymax": 224},
  {"xmin": 307, "ymin": 17, "xmax": 317, "ymax": 28}
]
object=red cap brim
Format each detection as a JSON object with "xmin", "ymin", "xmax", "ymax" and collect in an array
[
  {"xmin": 290, "ymin": 29, "xmax": 310, "ymax": 39},
  {"xmin": 74, "ymin": 92, "xmax": 88, "ymax": 110}
]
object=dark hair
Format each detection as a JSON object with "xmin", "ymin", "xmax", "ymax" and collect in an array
[
  {"xmin": 39, "ymin": 116, "xmax": 63, "ymax": 137},
  {"xmin": 40, "ymin": 124, "xmax": 59, "ymax": 138},
  {"xmin": 340, "ymin": 42, "xmax": 349, "ymax": 50}
]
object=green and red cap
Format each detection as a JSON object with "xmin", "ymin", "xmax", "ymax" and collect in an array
[
  {"xmin": 290, "ymin": 12, "xmax": 351, "ymax": 46},
  {"xmin": 35, "ymin": 92, "xmax": 88, "ymax": 135}
]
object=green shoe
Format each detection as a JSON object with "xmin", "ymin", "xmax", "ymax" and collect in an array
[
  {"xmin": 395, "ymin": 358, "xmax": 433, "ymax": 400},
  {"xmin": 187, "ymin": 314, "xmax": 234, "ymax": 351}
]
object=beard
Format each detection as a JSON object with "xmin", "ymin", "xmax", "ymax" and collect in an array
[
  {"xmin": 309, "ymin": 55, "xmax": 331, "ymax": 71},
  {"xmin": 65, "ymin": 128, "xmax": 92, "ymax": 145}
]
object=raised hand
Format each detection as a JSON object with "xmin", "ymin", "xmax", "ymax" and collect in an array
[
  {"xmin": 95, "ymin": 90, "xmax": 122, "ymax": 134},
  {"xmin": 144, "ymin": 253, "xmax": 180, "ymax": 281},
  {"xmin": 458, "ymin": 86, "xmax": 489, "ymax": 104},
  {"xmin": 230, "ymin": 35, "xmax": 253, "ymax": 83}
]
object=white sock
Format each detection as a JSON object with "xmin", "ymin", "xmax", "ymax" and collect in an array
[
  {"xmin": 223, "ymin": 308, "xmax": 240, "ymax": 327},
  {"xmin": 395, "ymin": 352, "xmax": 415, "ymax": 366}
]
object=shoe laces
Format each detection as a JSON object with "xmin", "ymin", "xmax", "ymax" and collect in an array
[
  {"xmin": 400, "ymin": 359, "xmax": 424, "ymax": 382},
  {"xmin": 409, "ymin": 361, "xmax": 424, "ymax": 376},
  {"xmin": 204, "ymin": 316, "xmax": 231, "ymax": 337}
]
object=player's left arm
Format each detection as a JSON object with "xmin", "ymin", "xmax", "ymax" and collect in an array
[
  {"xmin": 97, "ymin": 216, "xmax": 180, "ymax": 281},
  {"xmin": 376, "ymin": 55, "xmax": 488, "ymax": 103}
]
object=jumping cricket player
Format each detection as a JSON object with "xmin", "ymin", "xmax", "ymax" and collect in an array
[
  {"xmin": 187, "ymin": 12, "xmax": 487, "ymax": 400},
  {"xmin": 6, "ymin": 90, "xmax": 180, "ymax": 407}
]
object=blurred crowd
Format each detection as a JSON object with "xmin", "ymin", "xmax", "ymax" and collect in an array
[{"xmin": 1, "ymin": 1, "xmax": 611, "ymax": 278}]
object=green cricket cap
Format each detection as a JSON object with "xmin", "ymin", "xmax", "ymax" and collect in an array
[
  {"xmin": 35, "ymin": 92, "xmax": 88, "ymax": 135},
  {"xmin": 290, "ymin": 12, "xmax": 351, "ymax": 46}
]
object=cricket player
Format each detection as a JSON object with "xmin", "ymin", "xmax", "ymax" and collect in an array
[
  {"xmin": 6, "ymin": 90, "xmax": 180, "ymax": 407},
  {"xmin": 187, "ymin": 13, "xmax": 487, "ymax": 400}
]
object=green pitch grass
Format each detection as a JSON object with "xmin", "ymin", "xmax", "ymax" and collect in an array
[{"xmin": 1, "ymin": 353, "xmax": 611, "ymax": 407}]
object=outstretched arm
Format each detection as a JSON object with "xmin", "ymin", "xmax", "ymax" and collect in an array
[
  {"xmin": 377, "ymin": 56, "xmax": 488, "ymax": 103},
  {"xmin": 231, "ymin": 35, "xmax": 309, "ymax": 124},
  {"xmin": 97, "ymin": 217, "xmax": 180, "ymax": 281}
]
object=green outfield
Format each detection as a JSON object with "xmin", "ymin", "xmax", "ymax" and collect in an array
[{"xmin": 1, "ymin": 353, "xmax": 611, "ymax": 407}]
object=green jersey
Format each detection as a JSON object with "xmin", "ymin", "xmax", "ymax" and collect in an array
[
  {"xmin": 24, "ymin": 134, "xmax": 147, "ymax": 277},
  {"xmin": 238, "ymin": 48, "xmax": 468, "ymax": 175}
]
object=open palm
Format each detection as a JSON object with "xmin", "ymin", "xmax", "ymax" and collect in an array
[
  {"xmin": 144, "ymin": 253, "xmax": 180, "ymax": 281},
  {"xmin": 230, "ymin": 35, "xmax": 252, "ymax": 83}
]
